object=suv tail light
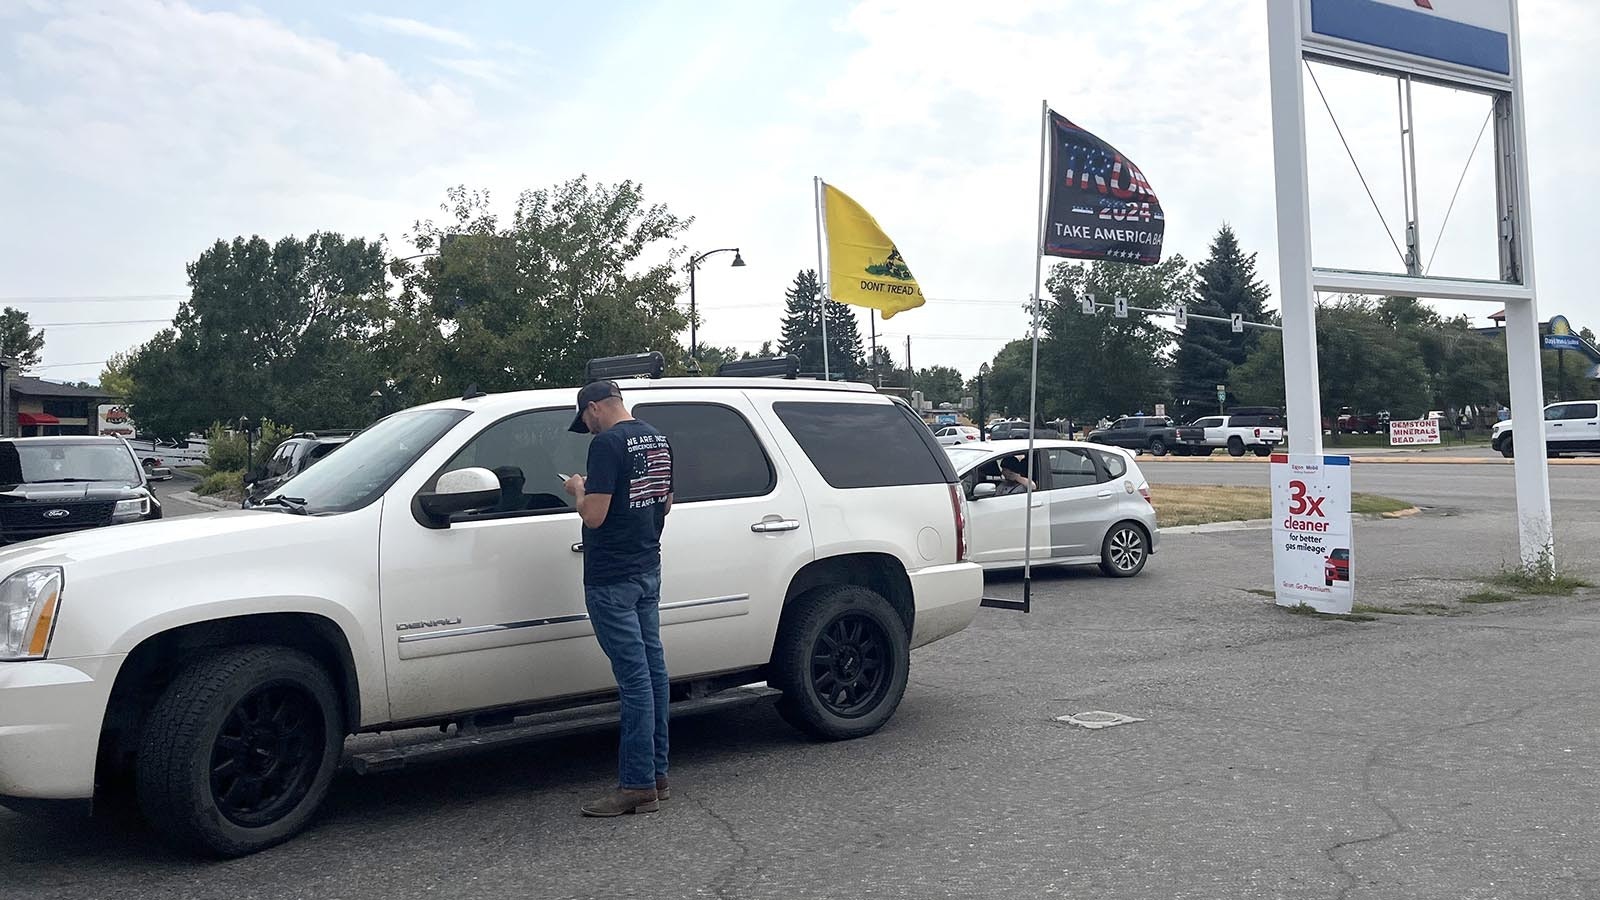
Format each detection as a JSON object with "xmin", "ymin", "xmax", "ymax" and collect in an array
[{"xmin": 948, "ymin": 484, "xmax": 969, "ymax": 561}]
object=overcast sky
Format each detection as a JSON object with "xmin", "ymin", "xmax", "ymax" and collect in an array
[{"xmin": 2, "ymin": 0, "xmax": 1596, "ymax": 386}]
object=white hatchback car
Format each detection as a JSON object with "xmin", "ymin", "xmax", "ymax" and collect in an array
[{"xmin": 946, "ymin": 439, "xmax": 1159, "ymax": 577}]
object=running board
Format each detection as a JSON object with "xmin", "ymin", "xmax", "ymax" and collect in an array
[
  {"xmin": 980, "ymin": 596, "xmax": 1030, "ymax": 612},
  {"xmin": 344, "ymin": 685, "xmax": 778, "ymax": 775}
]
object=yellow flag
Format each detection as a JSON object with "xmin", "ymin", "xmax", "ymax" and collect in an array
[{"xmin": 822, "ymin": 182, "xmax": 925, "ymax": 320}]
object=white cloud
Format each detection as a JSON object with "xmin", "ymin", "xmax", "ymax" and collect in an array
[
  {"xmin": 429, "ymin": 56, "xmax": 518, "ymax": 86},
  {"xmin": 352, "ymin": 13, "xmax": 475, "ymax": 49}
]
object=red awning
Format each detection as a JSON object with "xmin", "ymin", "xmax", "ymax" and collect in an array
[{"xmin": 17, "ymin": 412, "xmax": 60, "ymax": 426}]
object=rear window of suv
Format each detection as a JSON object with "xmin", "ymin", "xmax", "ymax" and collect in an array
[{"xmin": 774, "ymin": 401, "xmax": 955, "ymax": 489}]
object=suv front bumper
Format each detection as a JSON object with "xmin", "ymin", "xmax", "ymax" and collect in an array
[{"xmin": 0, "ymin": 655, "xmax": 121, "ymax": 802}]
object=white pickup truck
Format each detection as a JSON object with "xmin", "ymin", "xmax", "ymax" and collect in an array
[
  {"xmin": 1175, "ymin": 409, "xmax": 1284, "ymax": 457},
  {"xmin": 0, "ymin": 360, "xmax": 986, "ymax": 856}
]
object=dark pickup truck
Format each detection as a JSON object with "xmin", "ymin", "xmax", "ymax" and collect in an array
[{"xmin": 1085, "ymin": 416, "xmax": 1180, "ymax": 456}]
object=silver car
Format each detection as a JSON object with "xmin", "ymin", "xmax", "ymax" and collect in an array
[{"xmin": 946, "ymin": 439, "xmax": 1160, "ymax": 577}]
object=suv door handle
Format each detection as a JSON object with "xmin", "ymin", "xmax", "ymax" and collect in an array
[
  {"xmin": 751, "ymin": 519, "xmax": 802, "ymax": 533},
  {"xmin": 571, "ymin": 542, "xmax": 584, "ymax": 553}
]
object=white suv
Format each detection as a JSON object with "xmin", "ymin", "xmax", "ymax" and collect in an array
[
  {"xmin": 1493, "ymin": 400, "xmax": 1600, "ymax": 458},
  {"xmin": 0, "ymin": 365, "xmax": 983, "ymax": 855}
]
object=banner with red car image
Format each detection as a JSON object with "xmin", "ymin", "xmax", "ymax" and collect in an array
[{"xmin": 1270, "ymin": 453, "xmax": 1353, "ymax": 615}]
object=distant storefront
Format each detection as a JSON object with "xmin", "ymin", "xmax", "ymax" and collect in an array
[{"xmin": 0, "ymin": 364, "xmax": 117, "ymax": 437}]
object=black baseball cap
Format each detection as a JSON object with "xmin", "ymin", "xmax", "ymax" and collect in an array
[{"xmin": 569, "ymin": 381, "xmax": 622, "ymax": 433}]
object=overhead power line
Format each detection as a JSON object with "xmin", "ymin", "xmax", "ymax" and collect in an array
[
  {"xmin": 0, "ymin": 295, "xmax": 185, "ymax": 304},
  {"xmin": 33, "ymin": 319, "xmax": 173, "ymax": 328}
]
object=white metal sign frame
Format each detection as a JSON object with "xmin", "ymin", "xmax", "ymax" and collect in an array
[{"xmin": 1266, "ymin": 0, "xmax": 1553, "ymax": 568}]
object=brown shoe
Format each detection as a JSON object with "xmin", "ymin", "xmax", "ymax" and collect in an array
[
  {"xmin": 656, "ymin": 776, "xmax": 671, "ymax": 800},
  {"xmin": 580, "ymin": 787, "xmax": 658, "ymax": 818}
]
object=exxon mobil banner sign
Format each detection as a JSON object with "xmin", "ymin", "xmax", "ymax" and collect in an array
[{"xmin": 1304, "ymin": 0, "xmax": 1513, "ymax": 84}]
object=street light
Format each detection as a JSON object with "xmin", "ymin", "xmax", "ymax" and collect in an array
[{"xmin": 686, "ymin": 247, "xmax": 745, "ymax": 370}]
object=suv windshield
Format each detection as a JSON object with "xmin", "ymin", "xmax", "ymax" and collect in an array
[
  {"xmin": 0, "ymin": 442, "xmax": 139, "ymax": 485},
  {"xmin": 262, "ymin": 409, "xmax": 468, "ymax": 514}
]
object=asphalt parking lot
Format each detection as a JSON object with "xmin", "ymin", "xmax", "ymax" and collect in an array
[{"xmin": 5, "ymin": 462, "xmax": 1597, "ymax": 899}]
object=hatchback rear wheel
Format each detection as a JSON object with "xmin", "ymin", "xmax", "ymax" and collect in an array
[{"xmin": 1099, "ymin": 523, "xmax": 1149, "ymax": 577}]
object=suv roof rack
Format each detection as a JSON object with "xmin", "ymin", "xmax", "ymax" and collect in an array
[
  {"xmin": 714, "ymin": 354, "xmax": 800, "ymax": 379},
  {"xmin": 586, "ymin": 351, "xmax": 665, "ymax": 383}
]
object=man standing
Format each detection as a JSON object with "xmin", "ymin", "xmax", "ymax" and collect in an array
[{"xmin": 564, "ymin": 380, "xmax": 673, "ymax": 817}]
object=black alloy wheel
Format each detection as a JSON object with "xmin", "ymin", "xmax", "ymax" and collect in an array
[
  {"xmin": 210, "ymin": 683, "xmax": 326, "ymax": 828},
  {"xmin": 810, "ymin": 613, "xmax": 893, "ymax": 718}
]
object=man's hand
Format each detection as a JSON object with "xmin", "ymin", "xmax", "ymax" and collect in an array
[{"xmin": 563, "ymin": 473, "xmax": 587, "ymax": 498}]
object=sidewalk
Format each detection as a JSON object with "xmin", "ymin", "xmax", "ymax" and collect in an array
[{"xmin": 1144, "ymin": 453, "xmax": 1600, "ymax": 466}]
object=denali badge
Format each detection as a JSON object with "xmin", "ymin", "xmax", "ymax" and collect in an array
[
  {"xmin": 43, "ymin": 509, "xmax": 71, "ymax": 519},
  {"xmin": 396, "ymin": 618, "xmax": 462, "ymax": 631}
]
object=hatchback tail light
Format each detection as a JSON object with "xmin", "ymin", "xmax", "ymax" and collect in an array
[
  {"xmin": 1138, "ymin": 484, "xmax": 1153, "ymax": 506},
  {"xmin": 948, "ymin": 483, "xmax": 969, "ymax": 561}
]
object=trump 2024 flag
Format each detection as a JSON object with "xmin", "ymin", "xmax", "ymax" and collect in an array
[
  {"xmin": 1042, "ymin": 111, "xmax": 1165, "ymax": 265},
  {"xmin": 822, "ymin": 182, "xmax": 926, "ymax": 320}
]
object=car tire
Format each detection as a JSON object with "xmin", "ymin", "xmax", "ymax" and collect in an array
[
  {"xmin": 1227, "ymin": 437, "xmax": 1247, "ymax": 457},
  {"xmin": 772, "ymin": 585, "xmax": 910, "ymax": 742},
  {"xmin": 135, "ymin": 646, "xmax": 343, "ymax": 857},
  {"xmin": 1500, "ymin": 439, "xmax": 1514, "ymax": 459},
  {"xmin": 1148, "ymin": 438, "xmax": 1168, "ymax": 457},
  {"xmin": 1252, "ymin": 447, "xmax": 1272, "ymax": 458},
  {"xmin": 1099, "ymin": 522, "xmax": 1149, "ymax": 577},
  {"xmin": 1172, "ymin": 445, "xmax": 1191, "ymax": 457}
]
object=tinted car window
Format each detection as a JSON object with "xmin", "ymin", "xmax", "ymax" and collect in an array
[
  {"xmin": 636, "ymin": 403, "xmax": 774, "ymax": 502},
  {"xmin": 1046, "ymin": 448, "xmax": 1099, "ymax": 489},
  {"xmin": 1192, "ymin": 417, "xmax": 1223, "ymax": 428},
  {"xmin": 0, "ymin": 442, "xmax": 140, "ymax": 485},
  {"xmin": 1095, "ymin": 450, "xmax": 1127, "ymax": 479},
  {"xmin": 774, "ymin": 401, "xmax": 953, "ymax": 489},
  {"xmin": 437, "ymin": 408, "xmax": 588, "ymax": 516},
  {"xmin": 1566, "ymin": 403, "xmax": 1598, "ymax": 419}
]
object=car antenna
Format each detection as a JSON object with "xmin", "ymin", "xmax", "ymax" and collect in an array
[{"xmin": 461, "ymin": 383, "xmax": 487, "ymax": 400}]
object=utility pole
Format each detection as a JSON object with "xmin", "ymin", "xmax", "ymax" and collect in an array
[{"xmin": 905, "ymin": 336, "xmax": 913, "ymax": 400}]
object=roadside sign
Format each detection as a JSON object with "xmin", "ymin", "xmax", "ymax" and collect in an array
[
  {"xmin": 1080, "ymin": 294, "xmax": 1096, "ymax": 315},
  {"xmin": 1114, "ymin": 296, "xmax": 1128, "ymax": 319},
  {"xmin": 1174, "ymin": 305, "xmax": 1187, "ymax": 329},
  {"xmin": 1388, "ymin": 418, "xmax": 1440, "ymax": 446},
  {"xmin": 935, "ymin": 413, "xmax": 958, "ymax": 426},
  {"xmin": 1543, "ymin": 315, "xmax": 1583, "ymax": 351},
  {"xmin": 1216, "ymin": 386, "xmax": 1227, "ymax": 404},
  {"xmin": 1154, "ymin": 403, "xmax": 1166, "ymax": 417},
  {"xmin": 1270, "ymin": 454, "xmax": 1353, "ymax": 615},
  {"xmin": 1230, "ymin": 313, "xmax": 1244, "ymax": 333},
  {"xmin": 98, "ymin": 404, "xmax": 135, "ymax": 438}
]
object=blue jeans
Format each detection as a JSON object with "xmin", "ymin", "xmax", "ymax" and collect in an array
[{"xmin": 584, "ymin": 572, "xmax": 669, "ymax": 790}]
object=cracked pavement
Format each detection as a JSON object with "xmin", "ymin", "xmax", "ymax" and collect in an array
[{"xmin": 3, "ymin": 462, "xmax": 1598, "ymax": 899}]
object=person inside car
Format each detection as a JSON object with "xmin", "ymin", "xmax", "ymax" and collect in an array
[{"xmin": 998, "ymin": 453, "xmax": 1035, "ymax": 495}]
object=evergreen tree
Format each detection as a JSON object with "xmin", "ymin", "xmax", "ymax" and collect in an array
[
  {"xmin": 1173, "ymin": 224, "xmax": 1271, "ymax": 413},
  {"xmin": 777, "ymin": 269, "xmax": 866, "ymax": 379}
]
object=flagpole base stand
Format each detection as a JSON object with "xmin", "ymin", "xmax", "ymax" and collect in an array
[{"xmin": 980, "ymin": 577, "xmax": 1031, "ymax": 614}]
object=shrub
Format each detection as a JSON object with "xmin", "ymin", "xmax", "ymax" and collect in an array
[
  {"xmin": 205, "ymin": 418, "xmax": 296, "ymax": 473},
  {"xmin": 196, "ymin": 470, "xmax": 243, "ymax": 498}
]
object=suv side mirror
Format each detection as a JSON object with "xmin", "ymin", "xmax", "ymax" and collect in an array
[
  {"xmin": 972, "ymin": 482, "xmax": 998, "ymax": 500},
  {"xmin": 416, "ymin": 466, "xmax": 502, "ymax": 528}
]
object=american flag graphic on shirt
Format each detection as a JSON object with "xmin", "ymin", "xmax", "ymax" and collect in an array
[{"xmin": 627, "ymin": 435, "xmax": 673, "ymax": 508}]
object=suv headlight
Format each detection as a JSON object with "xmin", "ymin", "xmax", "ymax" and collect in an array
[
  {"xmin": 1, "ymin": 567, "xmax": 64, "ymax": 661},
  {"xmin": 114, "ymin": 497, "xmax": 151, "ymax": 519}
]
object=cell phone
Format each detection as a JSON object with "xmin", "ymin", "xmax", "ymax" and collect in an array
[{"xmin": 557, "ymin": 473, "xmax": 573, "ymax": 482}]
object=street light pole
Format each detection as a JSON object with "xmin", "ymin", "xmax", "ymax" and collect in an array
[{"xmin": 686, "ymin": 247, "xmax": 745, "ymax": 370}]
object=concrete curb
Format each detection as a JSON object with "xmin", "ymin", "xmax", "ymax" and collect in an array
[
  {"xmin": 1161, "ymin": 507, "xmax": 1422, "ymax": 534},
  {"xmin": 173, "ymin": 491, "xmax": 237, "ymax": 511}
]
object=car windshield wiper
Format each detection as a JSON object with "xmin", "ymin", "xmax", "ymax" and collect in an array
[{"xmin": 255, "ymin": 495, "xmax": 310, "ymax": 515}]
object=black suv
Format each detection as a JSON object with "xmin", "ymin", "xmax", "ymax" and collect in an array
[
  {"xmin": 0, "ymin": 437, "xmax": 162, "ymax": 544},
  {"xmin": 243, "ymin": 431, "xmax": 353, "ymax": 508}
]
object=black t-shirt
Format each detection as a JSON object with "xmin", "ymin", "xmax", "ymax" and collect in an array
[{"xmin": 582, "ymin": 419, "xmax": 673, "ymax": 585}]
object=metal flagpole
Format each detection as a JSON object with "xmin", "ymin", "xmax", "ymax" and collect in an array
[
  {"xmin": 813, "ymin": 176, "xmax": 832, "ymax": 381},
  {"xmin": 1021, "ymin": 98, "xmax": 1049, "ymax": 615}
]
